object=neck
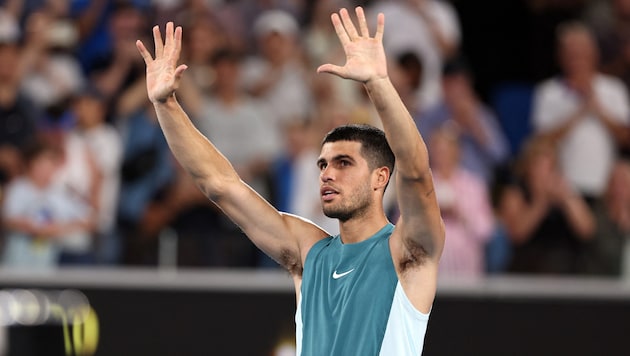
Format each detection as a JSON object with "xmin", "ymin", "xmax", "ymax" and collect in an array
[{"xmin": 338, "ymin": 210, "xmax": 389, "ymax": 244}]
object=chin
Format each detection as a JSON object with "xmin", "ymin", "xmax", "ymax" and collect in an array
[{"xmin": 323, "ymin": 207, "xmax": 352, "ymax": 222}]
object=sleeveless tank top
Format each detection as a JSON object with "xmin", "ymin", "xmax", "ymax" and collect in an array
[{"xmin": 296, "ymin": 223, "xmax": 430, "ymax": 355}]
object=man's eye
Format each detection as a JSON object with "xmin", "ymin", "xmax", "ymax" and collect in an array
[
  {"xmin": 318, "ymin": 163, "xmax": 327, "ymax": 170},
  {"xmin": 340, "ymin": 160, "xmax": 350, "ymax": 167}
]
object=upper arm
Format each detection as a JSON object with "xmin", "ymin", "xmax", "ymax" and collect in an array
[
  {"xmin": 531, "ymin": 81, "xmax": 567, "ymax": 132},
  {"xmin": 211, "ymin": 179, "xmax": 329, "ymax": 273},
  {"xmin": 390, "ymin": 167, "xmax": 445, "ymax": 269},
  {"xmin": 389, "ymin": 169, "xmax": 444, "ymax": 315}
]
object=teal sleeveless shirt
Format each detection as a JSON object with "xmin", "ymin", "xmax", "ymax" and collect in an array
[{"xmin": 297, "ymin": 223, "xmax": 429, "ymax": 355}]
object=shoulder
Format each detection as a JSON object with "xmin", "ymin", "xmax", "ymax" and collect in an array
[
  {"xmin": 429, "ymin": 0, "xmax": 459, "ymax": 18},
  {"xmin": 595, "ymin": 73, "xmax": 628, "ymax": 92},
  {"xmin": 535, "ymin": 77, "xmax": 563, "ymax": 93},
  {"xmin": 4, "ymin": 178, "xmax": 31, "ymax": 199}
]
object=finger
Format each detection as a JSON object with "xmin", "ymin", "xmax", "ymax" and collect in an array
[
  {"xmin": 375, "ymin": 13, "xmax": 385, "ymax": 42},
  {"xmin": 136, "ymin": 40, "xmax": 154, "ymax": 65},
  {"xmin": 153, "ymin": 25, "xmax": 164, "ymax": 58},
  {"xmin": 174, "ymin": 25, "xmax": 183, "ymax": 57},
  {"xmin": 355, "ymin": 6, "xmax": 370, "ymax": 37},
  {"xmin": 164, "ymin": 22, "xmax": 174, "ymax": 51},
  {"xmin": 339, "ymin": 8, "xmax": 359, "ymax": 40},
  {"xmin": 331, "ymin": 13, "xmax": 350, "ymax": 47}
]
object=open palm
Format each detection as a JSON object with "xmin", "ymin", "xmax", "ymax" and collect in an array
[
  {"xmin": 317, "ymin": 7, "xmax": 388, "ymax": 83},
  {"xmin": 136, "ymin": 22, "xmax": 188, "ymax": 103}
]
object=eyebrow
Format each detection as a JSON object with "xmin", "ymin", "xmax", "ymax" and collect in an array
[{"xmin": 316, "ymin": 154, "xmax": 356, "ymax": 166}]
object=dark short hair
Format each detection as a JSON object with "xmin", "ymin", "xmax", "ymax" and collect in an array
[
  {"xmin": 22, "ymin": 139, "xmax": 62, "ymax": 165},
  {"xmin": 321, "ymin": 124, "xmax": 395, "ymax": 174}
]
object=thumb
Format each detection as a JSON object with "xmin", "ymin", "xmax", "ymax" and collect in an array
[
  {"xmin": 174, "ymin": 64, "xmax": 188, "ymax": 80},
  {"xmin": 317, "ymin": 63, "xmax": 347, "ymax": 78}
]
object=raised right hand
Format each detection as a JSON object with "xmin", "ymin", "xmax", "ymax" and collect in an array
[{"xmin": 136, "ymin": 22, "xmax": 188, "ymax": 104}]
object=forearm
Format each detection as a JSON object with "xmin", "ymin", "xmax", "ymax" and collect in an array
[
  {"xmin": 598, "ymin": 112, "xmax": 630, "ymax": 146},
  {"xmin": 4, "ymin": 218, "xmax": 36, "ymax": 235},
  {"xmin": 504, "ymin": 198, "xmax": 549, "ymax": 244},
  {"xmin": 152, "ymin": 95, "xmax": 239, "ymax": 198},
  {"xmin": 116, "ymin": 77, "xmax": 149, "ymax": 117},
  {"xmin": 93, "ymin": 60, "xmax": 132, "ymax": 98},
  {"xmin": 538, "ymin": 107, "xmax": 585, "ymax": 143},
  {"xmin": 561, "ymin": 196, "xmax": 595, "ymax": 240},
  {"xmin": 364, "ymin": 77, "xmax": 429, "ymax": 177}
]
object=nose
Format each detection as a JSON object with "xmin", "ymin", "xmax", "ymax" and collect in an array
[{"xmin": 320, "ymin": 165, "xmax": 334, "ymax": 183}]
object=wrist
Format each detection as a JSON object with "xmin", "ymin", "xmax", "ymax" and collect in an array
[
  {"xmin": 363, "ymin": 75, "xmax": 391, "ymax": 89},
  {"xmin": 153, "ymin": 93, "xmax": 178, "ymax": 106}
]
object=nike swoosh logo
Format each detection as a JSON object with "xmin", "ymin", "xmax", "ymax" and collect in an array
[{"xmin": 332, "ymin": 269, "xmax": 355, "ymax": 279}]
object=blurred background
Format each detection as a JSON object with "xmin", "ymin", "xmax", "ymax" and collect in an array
[{"xmin": 0, "ymin": 0, "xmax": 629, "ymax": 355}]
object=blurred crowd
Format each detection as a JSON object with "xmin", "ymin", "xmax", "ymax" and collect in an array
[{"xmin": 0, "ymin": 0, "xmax": 628, "ymax": 278}]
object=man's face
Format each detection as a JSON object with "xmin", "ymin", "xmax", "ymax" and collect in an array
[
  {"xmin": 559, "ymin": 31, "xmax": 597, "ymax": 76},
  {"xmin": 317, "ymin": 141, "xmax": 374, "ymax": 222}
]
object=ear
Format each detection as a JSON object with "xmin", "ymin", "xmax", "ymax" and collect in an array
[{"xmin": 373, "ymin": 166, "xmax": 390, "ymax": 191}]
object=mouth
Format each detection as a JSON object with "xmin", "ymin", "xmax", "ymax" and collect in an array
[{"xmin": 320, "ymin": 186, "xmax": 339, "ymax": 202}]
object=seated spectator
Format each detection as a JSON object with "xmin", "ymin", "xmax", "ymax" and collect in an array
[
  {"xmin": 429, "ymin": 125, "xmax": 494, "ymax": 278},
  {"xmin": 531, "ymin": 22, "xmax": 630, "ymax": 202},
  {"xmin": 1, "ymin": 140, "xmax": 93, "ymax": 269},
  {"xmin": 499, "ymin": 136, "xmax": 595, "ymax": 275}
]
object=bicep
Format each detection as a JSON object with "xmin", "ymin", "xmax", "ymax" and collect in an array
[{"xmin": 394, "ymin": 171, "xmax": 445, "ymax": 262}]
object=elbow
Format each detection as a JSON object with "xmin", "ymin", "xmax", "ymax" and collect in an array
[{"xmin": 194, "ymin": 172, "xmax": 239, "ymax": 203}]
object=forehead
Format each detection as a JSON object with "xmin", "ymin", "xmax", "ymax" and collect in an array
[{"xmin": 319, "ymin": 140, "xmax": 363, "ymax": 160}]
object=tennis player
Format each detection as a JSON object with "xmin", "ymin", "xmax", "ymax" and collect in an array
[{"xmin": 136, "ymin": 7, "xmax": 444, "ymax": 355}]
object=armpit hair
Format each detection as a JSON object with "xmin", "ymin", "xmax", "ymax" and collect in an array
[
  {"xmin": 399, "ymin": 238, "xmax": 430, "ymax": 272},
  {"xmin": 279, "ymin": 249, "xmax": 303, "ymax": 277}
]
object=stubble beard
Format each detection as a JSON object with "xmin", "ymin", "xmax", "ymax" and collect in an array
[{"xmin": 322, "ymin": 184, "xmax": 372, "ymax": 223}]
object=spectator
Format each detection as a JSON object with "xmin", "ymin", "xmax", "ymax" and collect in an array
[
  {"xmin": 196, "ymin": 48, "xmax": 281, "ymax": 199},
  {"xmin": 272, "ymin": 119, "xmax": 339, "ymax": 236},
  {"xmin": 368, "ymin": 0, "xmax": 461, "ymax": 109},
  {"xmin": 116, "ymin": 102, "xmax": 175, "ymax": 265},
  {"xmin": 20, "ymin": 6, "xmax": 85, "ymax": 111},
  {"xmin": 70, "ymin": 88, "xmax": 123, "ymax": 264},
  {"xmin": 0, "ymin": 13, "xmax": 38, "ymax": 185},
  {"xmin": 241, "ymin": 9, "xmax": 313, "ymax": 128},
  {"xmin": 531, "ymin": 22, "xmax": 630, "ymax": 202},
  {"xmin": 581, "ymin": 160, "xmax": 630, "ymax": 276},
  {"xmin": 416, "ymin": 57, "xmax": 510, "ymax": 184},
  {"xmin": 181, "ymin": 16, "xmax": 227, "ymax": 95},
  {"xmin": 89, "ymin": 1, "xmax": 149, "ymax": 121},
  {"xmin": 499, "ymin": 136, "xmax": 595, "ymax": 275},
  {"xmin": 1, "ymin": 140, "xmax": 92, "ymax": 269},
  {"xmin": 36, "ymin": 109, "xmax": 100, "ymax": 265},
  {"xmin": 429, "ymin": 125, "xmax": 494, "ymax": 278},
  {"xmin": 590, "ymin": 0, "xmax": 630, "ymax": 90}
]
